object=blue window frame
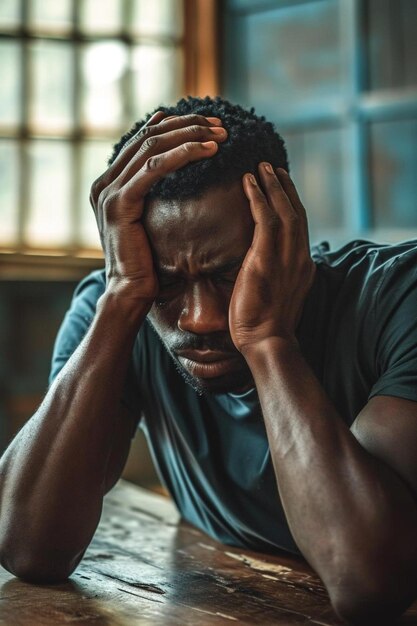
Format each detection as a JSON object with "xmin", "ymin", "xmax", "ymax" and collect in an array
[{"xmin": 222, "ymin": 0, "xmax": 417, "ymax": 247}]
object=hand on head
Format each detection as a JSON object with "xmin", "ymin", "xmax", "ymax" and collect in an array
[{"xmin": 89, "ymin": 112, "xmax": 227, "ymax": 303}]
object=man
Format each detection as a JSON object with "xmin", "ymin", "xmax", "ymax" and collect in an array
[{"xmin": 1, "ymin": 96, "xmax": 417, "ymax": 623}]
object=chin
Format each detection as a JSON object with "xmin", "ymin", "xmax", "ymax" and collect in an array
[{"xmin": 188, "ymin": 369, "xmax": 254, "ymax": 395}]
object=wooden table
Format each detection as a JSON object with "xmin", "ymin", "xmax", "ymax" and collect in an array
[{"xmin": 0, "ymin": 481, "xmax": 416, "ymax": 625}]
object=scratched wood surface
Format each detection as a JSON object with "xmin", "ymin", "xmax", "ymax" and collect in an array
[{"xmin": 0, "ymin": 480, "xmax": 416, "ymax": 625}]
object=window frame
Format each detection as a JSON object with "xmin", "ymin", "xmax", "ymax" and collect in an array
[
  {"xmin": 222, "ymin": 0, "xmax": 417, "ymax": 247},
  {"xmin": 0, "ymin": 0, "xmax": 220, "ymax": 281}
]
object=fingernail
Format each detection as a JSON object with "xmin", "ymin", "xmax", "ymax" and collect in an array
[
  {"xmin": 210, "ymin": 126, "xmax": 226, "ymax": 135},
  {"xmin": 201, "ymin": 141, "xmax": 217, "ymax": 149},
  {"xmin": 248, "ymin": 174, "xmax": 257, "ymax": 185},
  {"xmin": 206, "ymin": 117, "xmax": 222, "ymax": 126},
  {"xmin": 263, "ymin": 162, "xmax": 274, "ymax": 174}
]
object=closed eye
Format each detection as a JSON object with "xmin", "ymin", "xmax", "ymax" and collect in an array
[
  {"xmin": 158, "ymin": 278, "xmax": 184, "ymax": 292},
  {"xmin": 212, "ymin": 270, "xmax": 239, "ymax": 284},
  {"xmin": 155, "ymin": 277, "xmax": 183, "ymax": 307}
]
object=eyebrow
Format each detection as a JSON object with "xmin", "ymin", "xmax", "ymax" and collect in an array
[{"xmin": 157, "ymin": 254, "xmax": 246, "ymax": 277}]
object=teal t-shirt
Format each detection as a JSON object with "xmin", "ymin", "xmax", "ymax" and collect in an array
[{"xmin": 49, "ymin": 239, "xmax": 417, "ymax": 555}]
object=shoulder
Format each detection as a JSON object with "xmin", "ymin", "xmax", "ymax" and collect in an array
[
  {"xmin": 70, "ymin": 268, "xmax": 106, "ymax": 319},
  {"xmin": 309, "ymin": 239, "xmax": 417, "ymax": 353},
  {"xmin": 312, "ymin": 238, "xmax": 417, "ymax": 296},
  {"xmin": 48, "ymin": 268, "xmax": 106, "ymax": 385},
  {"xmin": 312, "ymin": 238, "xmax": 417, "ymax": 270}
]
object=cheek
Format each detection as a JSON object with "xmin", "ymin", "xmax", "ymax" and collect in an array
[{"xmin": 148, "ymin": 301, "xmax": 179, "ymax": 333}]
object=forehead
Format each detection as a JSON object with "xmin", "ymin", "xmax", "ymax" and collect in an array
[{"xmin": 143, "ymin": 181, "xmax": 253, "ymax": 267}]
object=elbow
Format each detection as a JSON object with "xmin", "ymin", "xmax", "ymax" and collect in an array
[
  {"xmin": 327, "ymin": 561, "xmax": 417, "ymax": 625},
  {"xmin": 0, "ymin": 541, "xmax": 81, "ymax": 584},
  {"xmin": 331, "ymin": 588, "xmax": 412, "ymax": 625},
  {"xmin": 315, "ymin": 530, "xmax": 417, "ymax": 624}
]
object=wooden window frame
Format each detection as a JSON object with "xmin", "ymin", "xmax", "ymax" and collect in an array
[{"xmin": 0, "ymin": 0, "xmax": 220, "ymax": 281}]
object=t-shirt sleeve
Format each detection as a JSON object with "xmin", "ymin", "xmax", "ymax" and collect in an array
[
  {"xmin": 48, "ymin": 270, "xmax": 106, "ymax": 386},
  {"xmin": 369, "ymin": 255, "xmax": 417, "ymax": 402},
  {"xmin": 48, "ymin": 269, "xmax": 141, "ymax": 418}
]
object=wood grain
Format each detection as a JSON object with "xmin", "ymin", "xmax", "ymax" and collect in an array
[{"xmin": 0, "ymin": 480, "xmax": 416, "ymax": 625}]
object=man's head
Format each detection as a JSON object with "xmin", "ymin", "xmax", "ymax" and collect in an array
[
  {"xmin": 110, "ymin": 97, "xmax": 289, "ymax": 394},
  {"xmin": 109, "ymin": 96, "xmax": 289, "ymax": 199}
]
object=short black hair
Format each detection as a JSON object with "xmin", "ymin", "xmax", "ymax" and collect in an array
[{"xmin": 109, "ymin": 95, "xmax": 289, "ymax": 200}]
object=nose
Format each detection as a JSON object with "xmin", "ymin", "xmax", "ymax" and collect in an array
[{"xmin": 177, "ymin": 281, "xmax": 229, "ymax": 335}]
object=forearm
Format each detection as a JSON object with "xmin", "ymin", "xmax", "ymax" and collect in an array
[
  {"xmin": 0, "ymin": 291, "xmax": 147, "ymax": 580},
  {"xmin": 244, "ymin": 338, "xmax": 417, "ymax": 617}
]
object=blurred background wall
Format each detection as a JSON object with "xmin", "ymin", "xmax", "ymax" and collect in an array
[
  {"xmin": 223, "ymin": 0, "xmax": 417, "ymax": 246},
  {"xmin": 0, "ymin": 0, "xmax": 416, "ymax": 488}
]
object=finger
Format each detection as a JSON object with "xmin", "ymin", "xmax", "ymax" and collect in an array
[
  {"xmin": 116, "ymin": 124, "xmax": 227, "ymax": 187},
  {"xmin": 258, "ymin": 162, "xmax": 296, "ymax": 222},
  {"xmin": 258, "ymin": 162, "xmax": 299, "ymax": 264},
  {"xmin": 98, "ymin": 114, "xmax": 223, "ymax": 190},
  {"xmin": 161, "ymin": 115, "xmax": 179, "ymax": 122},
  {"xmin": 161, "ymin": 115, "xmax": 222, "ymax": 127},
  {"xmin": 117, "ymin": 110, "xmax": 167, "ymax": 157},
  {"xmin": 147, "ymin": 110, "xmax": 167, "ymax": 125},
  {"xmin": 242, "ymin": 173, "xmax": 279, "ymax": 256},
  {"xmin": 122, "ymin": 140, "xmax": 220, "ymax": 205},
  {"xmin": 113, "ymin": 114, "xmax": 222, "ymax": 169},
  {"xmin": 275, "ymin": 168, "xmax": 310, "ymax": 252}
]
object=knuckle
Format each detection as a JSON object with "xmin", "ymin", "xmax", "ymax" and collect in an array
[
  {"xmin": 144, "ymin": 154, "xmax": 160, "ymax": 171},
  {"xmin": 120, "ymin": 127, "xmax": 151, "ymax": 153},
  {"xmin": 101, "ymin": 190, "xmax": 118, "ymax": 215},
  {"xmin": 187, "ymin": 124, "xmax": 201, "ymax": 135},
  {"xmin": 142, "ymin": 136, "xmax": 158, "ymax": 151},
  {"xmin": 137, "ymin": 125, "xmax": 152, "ymax": 140},
  {"xmin": 181, "ymin": 142, "xmax": 195, "ymax": 154},
  {"xmin": 136, "ymin": 136, "xmax": 158, "ymax": 160},
  {"xmin": 90, "ymin": 174, "xmax": 107, "ymax": 204},
  {"xmin": 185, "ymin": 114, "xmax": 204, "ymax": 125},
  {"xmin": 121, "ymin": 126, "xmax": 151, "ymax": 151}
]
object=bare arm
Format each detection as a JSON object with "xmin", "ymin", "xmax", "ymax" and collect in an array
[
  {"xmin": 0, "ymin": 113, "xmax": 227, "ymax": 583},
  {"xmin": 245, "ymin": 343, "xmax": 417, "ymax": 623},
  {"xmin": 0, "ymin": 293, "xmax": 146, "ymax": 582},
  {"xmin": 230, "ymin": 164, "xmax": 417, "ymax": 623}
]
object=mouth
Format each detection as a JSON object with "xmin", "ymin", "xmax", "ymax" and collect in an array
[{"xmin": 175, "ymin": 349, "xmax": 241, "ymax": 379}]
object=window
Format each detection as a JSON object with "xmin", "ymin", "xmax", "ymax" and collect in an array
[
  {"xmin": 0, "ymin": 0, "xmax": 185, "ymax": 257},
  {"xmin": 223, "ymin": 0, "xmax": 417, "ymax": 247}
]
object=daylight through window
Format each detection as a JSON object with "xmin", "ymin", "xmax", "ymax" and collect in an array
[{"xmin": 0, "ymin": 0, "xmax": 184, "ymax": 254}]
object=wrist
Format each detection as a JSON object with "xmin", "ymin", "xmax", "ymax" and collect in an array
[
  {"xmin": 97, "ymin": 289, "xmax": 151, "ymax": 329},
  {"xmin": 241, "ymin": 335, "xmax": 301, "ymax": 368}
]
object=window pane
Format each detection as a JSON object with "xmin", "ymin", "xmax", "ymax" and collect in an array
[
  {"xmin": 26, "ymin": 141, "xmax": 72, "ymax": 247},
  {"xmin": 285, "ymin": 127, "xmax": 344, "ymax": 241},
  {"xmin": 81, "ymin": 42, "xmax": 128, "ymax": 131},
  {"xmin": 29, "ymin": 41, "xmax": 74, "ymax": 132},
  {"xmin": 369, "ymin": 118, "xmax": 417, "ymax": 229},
  {"xmin": 0, "ymin": 0, "xmax": 21, "ymax": 28},
  {"xmin": 79, "ymin": 142, "xmax": 110, "ymax": 249},
  {"xmin": 132, "ymin": 45, "xmax": 183, "ymax": 118},
  {"xmin": 28, "ymin": 0, "xmax": 72, "ymax": 31},
  {"xmin": 0, "ymin": 41, "xmax": 21, "ymax": 127},
  {"xmin": 131, "ymin": 0, "xmax": 184, "ymax": 38},
  {"xmin": 0, "ymin": 140, "xmax": 19, "ymax": 246},
  {"xmin": 241, "ymin": 0, "xmax": 346, "ymax": 120},
  {"xmin": 365, "ymin": 0, "xmax": 417, "ymax": 90},
  {"xmin": 80, "ymin": 0, "xmax": 123, "ymax": 34}
]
